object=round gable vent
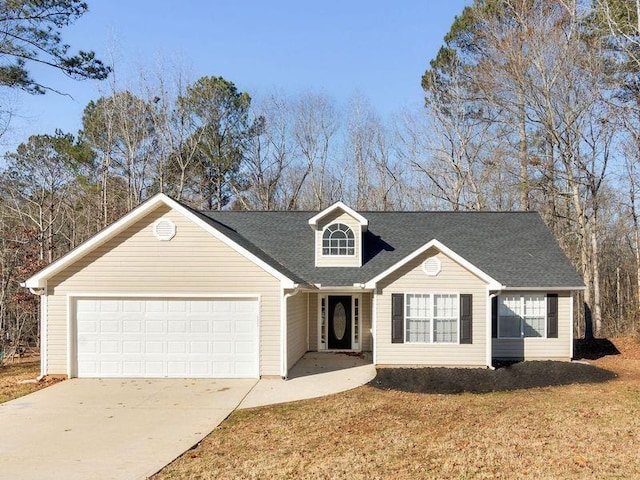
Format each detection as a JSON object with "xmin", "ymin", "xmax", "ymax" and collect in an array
[
  {"xmin": 422, "ymin": 256, "xmax": 441, "ymax": 276},
  {"xmin": 153, "ymin": 218, "xmax": 176, "ymax": 241}
]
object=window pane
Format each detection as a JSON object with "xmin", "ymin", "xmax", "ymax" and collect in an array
[
  {"xmin": 499, "ymin": 316, "xmax": 521, "ymax": 338},
  {"xmin": 433, "ymin": 294, "xmax": 458, "ymax": 343},
  {"xmin": 524, "ymin": 295, "xmax": 545, "ymax": 316},
  {"xmin": 406, "ymin": 294, "xmax": 430, "ymax": 343},
  {"xmin": 524, "ymin": 317, "xmax": 544, "ymax": 337},
  {"xmin": 434, "ymin": 318, "xmax": 457, "ymax": 343},
  {"xmin": 322, "ymin": 223, "xmax": 355, "ymax": 255},
  {"xmin": 434, "ymin": 294, "xmax": 457, "ymax": 318},
  {"xmin": 499, "ymin": 295, "xmax": 521, "ymax": 317},
  {"xmin": 523, "ymin": 295, "xmax": 545, "ymax": 337},
  {"xmin": 407, "ymin": 317, "xmax": 430, "ymax": 342},
  {"xmin": 406, "ymin": 294, "xmax": 429, "ymax": 318}
]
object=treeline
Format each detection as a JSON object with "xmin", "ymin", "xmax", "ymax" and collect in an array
[{"xmin": 2, "ymin": 0, "xmax": 640, "ymax": 358}]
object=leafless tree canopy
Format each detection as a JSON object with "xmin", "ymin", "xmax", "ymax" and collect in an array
[{"xmin": 2, "ymin": 0, "xmax": 640, "ymax": 362}]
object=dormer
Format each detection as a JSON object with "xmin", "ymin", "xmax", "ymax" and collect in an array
[{"xmin": 308, "ymin": 202, "xmax": 368, "ymax": 268}]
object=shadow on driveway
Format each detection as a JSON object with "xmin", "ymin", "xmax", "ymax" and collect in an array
[{"xmin": 369, "ymin": 361, "xmax": 617, "ymax": 395}]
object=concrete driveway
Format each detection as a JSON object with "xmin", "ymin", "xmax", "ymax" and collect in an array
[{"xmin": 0, "ymin": 377, "xmax": 256, "ymax": 480}]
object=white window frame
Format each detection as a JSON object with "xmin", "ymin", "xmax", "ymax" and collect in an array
[
  {"xmin": 497, "ymin": 293, "xmax": 547, "ymax": 339},
  {"xmin": 321, "ymin": 223, "xmax": 356, "ymax": 257},
  {"xmin": 404, "ymin": 292, "xmax": 460, "ymax": 345}
]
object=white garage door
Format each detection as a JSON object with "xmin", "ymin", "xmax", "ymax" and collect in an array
[{"xmin": 75, "ymin": 297, "xmax": 259, "ymax": 378}]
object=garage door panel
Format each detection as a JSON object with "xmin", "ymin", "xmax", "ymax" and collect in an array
[
  {"xmin": 99, "ymin": 300, "xmax": 120, "ymax": 313},
  {"xmin": 145, "ymin": 320, "xmax": 164, "ymax": 333},
  {"xmin": 100, "ymin": 320, "xmax": 120, "ymax": 333},
  {"xmin": 145, "ymin": 341, "xmax": 163, "ymax": 354},
  {"xmin": 168, "ymin": 320, "xmax": 186, "ymax": 333},
  {"xmin": 190, "ymin": 320, "xmax": 209, "ymax": 333},
  {"xmin": 123, "ymin": 341, "xmax": 142, "ymax": 354},
  {"xmin": 144, "ymin": 300, "xmax": 164, "ymax": 312},
  {"xmin": 123, "ymin": 301, "xmax": 143, "ymax": 312},
  {"xmin": 76, "ymin": 298, "xmax": 258, "ymax": 378}
]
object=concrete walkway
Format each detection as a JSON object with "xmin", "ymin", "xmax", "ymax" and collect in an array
[
  {"xmin": 0, "ymin": 353, "xmax": 375, "ymax": 479},
  {"xmin": 0, "ymin": 378, "xmax": 256, "ymax": 480},
  {"xmin": 239, "ymin": 352, "xmax": 376, "ymax": 409}
]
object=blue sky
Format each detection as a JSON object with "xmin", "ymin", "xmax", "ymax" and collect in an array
[{"xmin": 3, "ymin": 0, "xmax": 470, "ymax": 153}]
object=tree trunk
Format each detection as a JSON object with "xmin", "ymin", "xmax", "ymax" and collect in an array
[
  {"xmin": 518, "ymin": 95, "xmax": 529, "ymax": 211},
  {"xmin": 590, "ymin": 218, "xmax": 602, "ymax": 337}
]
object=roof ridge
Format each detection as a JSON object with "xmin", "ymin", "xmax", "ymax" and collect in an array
[{"xmin": 202, "ymin": 209, "xmax": 540, "ymax": 214}]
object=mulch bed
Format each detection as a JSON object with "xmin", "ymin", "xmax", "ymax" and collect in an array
[{"xmin": 369, "ymin": 361, "xmax": 617, "ymax": 394}]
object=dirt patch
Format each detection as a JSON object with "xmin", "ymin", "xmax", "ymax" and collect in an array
[
  {"xmin": 369, "ymin": 361, "xmax": 616, "ymax": 394},
  {"xmin": 0, "ymin": 360, "xmax": 62, "ymax": 404}
]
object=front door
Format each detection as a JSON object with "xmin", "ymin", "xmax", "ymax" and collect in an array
[{"xmin": 328, "ymin": 295, "xmax": 352, "ymax": 350}]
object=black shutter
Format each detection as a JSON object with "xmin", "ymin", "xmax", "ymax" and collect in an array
[
  {"xmin": 460, "ymin": 294, "xmax": 473, "ymax": 344},
  {"xmin": 391, "ymin": 293, "xmax": 404, "ymax": 343},
  {"xmin": 547, "ymin": 294, "xmax": 558, "ymax": 338},
  {"xmin": 491, "ymin": 296, "xmax": 498, "ymax": 338}
]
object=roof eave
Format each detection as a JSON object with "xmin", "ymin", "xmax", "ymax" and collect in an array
[{"xmin": 500, "ymin": 285, "xmax": 586, "ymax": 291}]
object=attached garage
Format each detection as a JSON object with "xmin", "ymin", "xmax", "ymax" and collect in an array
[
  {"xmin": 24, "ymin": 195, "xmax": 295, "ymax": 379},
  {"xmin": 74, "ymin": 297, "xmax": 259, "ymax": 378}
]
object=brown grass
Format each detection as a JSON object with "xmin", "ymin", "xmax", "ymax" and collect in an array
[
  {"xmin": 154, "ymin": 338, "xmax": 640, "ymax": 479},
  {"xmin": 0, "ymin": 360, "xmax": 60, "ymax": 404}
]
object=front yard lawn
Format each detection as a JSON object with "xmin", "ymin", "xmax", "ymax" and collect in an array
[
  {"xmin": 0, "ymin": 360, "xmax": 59, "ymax": 404},
  {"xmin": 154, "ymin": 338, "xmax": 640, "ymax": 479}
]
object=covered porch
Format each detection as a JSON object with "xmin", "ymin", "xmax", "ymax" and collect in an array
[{"xmin": 284, "ymin": 290, "xmax": 374, "ymax": 377}]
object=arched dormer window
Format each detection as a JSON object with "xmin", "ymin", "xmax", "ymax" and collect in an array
[{"xmin": 322, "ymin": 223, "xmax": 355, "ymax": 256}]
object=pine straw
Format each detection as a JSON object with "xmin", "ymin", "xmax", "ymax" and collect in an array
[
  {"xmin": 154, "ymin": 338, "xmax": 640, "ymax": 480},
  {"xmin": 0, "ymin": 360, "xmax": 60, "ymax": 404}
]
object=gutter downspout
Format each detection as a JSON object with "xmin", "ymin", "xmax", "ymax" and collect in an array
[
  {"xmin": 281, "ymin": 285, "xmax": 301, "ymax": 379},
  {"xmin": 487, "ymin": 289, "xmax": 499, "ymax": 369},
  {"xmin": 20, "ymin": 282, "xmax": 47, "ymax": 380}
]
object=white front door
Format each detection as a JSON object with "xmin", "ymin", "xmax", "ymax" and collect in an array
[{"xmin": 75, "ymin": 297, "xmax": 259, "ymax": 378}]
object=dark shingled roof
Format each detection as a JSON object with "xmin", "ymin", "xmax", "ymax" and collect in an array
[{"xmin": 198, "ymin": 209, "xmax": 584, "ymax": 288}]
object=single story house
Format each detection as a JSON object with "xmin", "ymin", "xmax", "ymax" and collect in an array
[{"xmin": 23, "ymin": 194, "xmax": 584, "ymax": 379}]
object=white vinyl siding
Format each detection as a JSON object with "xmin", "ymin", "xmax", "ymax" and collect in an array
[
  {"xmin": 376, "ymin": 247, "xmax": 487, "ymax": 367},
  {"xmin": 46, "ymin": 204, "xmax": 282, "ymax": 377},
  {"xmin": 286, "ymin": 292, "xmax": 308, "ymax": 370},
  {"xmin": 493, "ymin": 291, "xmax": 572, "ymax": 360}
]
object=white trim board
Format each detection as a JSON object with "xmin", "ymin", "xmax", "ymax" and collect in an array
[
  {"xmin": 365, "ymin": 238, "xmax": 504, "ymax": 290},
  {"xmin": 308, "ymin": 201, "xmax": 369, "ymax": 230},
  {"xmin": 23, "ymin": 193, "xmax": 297, "ymax": 289}
]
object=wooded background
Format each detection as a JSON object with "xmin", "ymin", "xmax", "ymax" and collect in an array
[{"xmin": 1, "ymin": 0, "xmax": 639, "ymax": 359}]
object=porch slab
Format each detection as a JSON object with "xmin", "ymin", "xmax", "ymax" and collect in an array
[{"xmin": 238, "ymin": 352, "xmax": 376, "ymax": 409}]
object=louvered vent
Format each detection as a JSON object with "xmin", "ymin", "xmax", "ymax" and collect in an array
[
  {"xmin": 422, "ymin": 256, "xmax": 441, "ymax": 276},
  {"xmin": 153, "ymin": 219, "xmax": 176, "ymax": 241}
]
